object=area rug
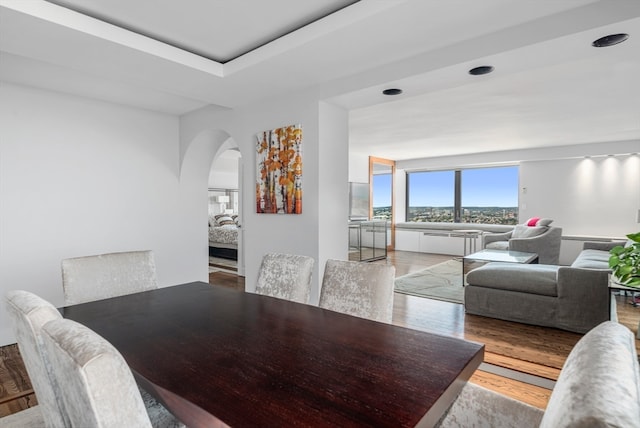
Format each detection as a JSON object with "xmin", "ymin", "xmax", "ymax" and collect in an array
[{"xmin": 394, "ymin": 259, "xmax": 464, "ymax": 304}]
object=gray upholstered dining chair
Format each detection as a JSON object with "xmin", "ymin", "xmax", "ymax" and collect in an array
[
  {"xmin": 61, "ymin": 250, "xmax": 157, "ymax": 305},
  {"xmin": 40, "ymin": 318, "xmax": 154, "ymax": 428},
  {"xmin": 4, "ymin": 290, "xmax": 184, "ymax": 428},
  {"xmin": 319, "ymin": 259, "xmax": 395, "ymax": 323},
  {"xmin": 4, "ymin": 290, "xmax": 70, "ymax": 428},
  {"xmin": 436, "ymin": 321, "xmax": 640, "ymax": 428},
  {"xmin": 60, "ymin": 252, "xmax": 184, "ymax": 427},
  {"xmin": 255, "ymin": 253, "xmax": 314, "ymax": 304}
]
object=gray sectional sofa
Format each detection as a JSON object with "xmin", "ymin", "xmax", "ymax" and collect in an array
[{"xmin": 465, "ymin": 240, "xmax": 627, "ymax": 333}]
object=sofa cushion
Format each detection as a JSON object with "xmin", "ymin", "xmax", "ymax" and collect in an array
[
  {"xmin": 536, "ymin": 218, "xmax": 553, "ymax": 227},
  {"xmin": 571, "ymin": 249, "xmax": 610, "ymax": 270},
  {"xmin": 485, "ymin": 241, "xmax": 509, "ymax": 251},
  {"xmin": 512, "ymin": 224, "xmax": 548, "ymax": 239},
  {"xmin": 466, "ymin": 263, "xmax": 559, "ymax": 296},
  {"xmin": 539, "ymin": 321, "xmax": 640, "ymax": 428}
]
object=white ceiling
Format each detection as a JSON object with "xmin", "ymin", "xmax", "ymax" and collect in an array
[
  {"xmin": 1, "ymin": 0, "xmax": 639, "ymax": 160},
  {"xmin": 45, "ymin": 0, "xmax": 360, "ymax": 63}
]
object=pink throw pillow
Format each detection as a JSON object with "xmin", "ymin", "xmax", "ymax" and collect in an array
[{"xmin": 526, "ymin": 217, "xmax": 540, "ymax": 227}]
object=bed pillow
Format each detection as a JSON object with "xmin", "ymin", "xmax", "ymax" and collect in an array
[{"xmin": 215, "ymin": 215, "xmax": 235, "ymax": 226}]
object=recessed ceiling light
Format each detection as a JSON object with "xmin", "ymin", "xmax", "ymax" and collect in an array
[
  {"xmin": 469, "ymin": 66, "xmax": 494, "ymax": 76},
  {"xmin": 592, "ymin": 33, "xmax": 629, "ymax": 47},
  {"xmin": 382, "ymin": 88, "xmax": 403, "ymax": 96}
]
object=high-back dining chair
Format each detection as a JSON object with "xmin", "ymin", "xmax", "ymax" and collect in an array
[
  {"xmin": 436, "ymin": 321, "xmax": 640, "ymax": 428},
  {"xmin": 319, "ymin": 259, "xmax": 395, "ymax": 323},
  {"xmin": 255, "ymin": 253, "xmax": 314, "ymax": 304},
  {"xmin": 61, "ymin": 250, "xmax": 157, "ymax": 305},
  {"xmin": 40, "ymin": 318, "xmax": 154, "ymax": 428},
  {"xmin": 4, "ymin": 290, "xmax": 70, "ymax": 428},
  {"xmin": 60, "ymin": 251, "xmax": 185, "ymax": 427}
]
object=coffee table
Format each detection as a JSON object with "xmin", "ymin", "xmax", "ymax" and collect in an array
[{"xmin": 462, "ymin": 249, "xmax": 539, "ymax": 285}]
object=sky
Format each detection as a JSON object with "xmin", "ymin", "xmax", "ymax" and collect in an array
[{"xmin": 373, "ymin": 166, "xmax": 519, "ymax": 207}]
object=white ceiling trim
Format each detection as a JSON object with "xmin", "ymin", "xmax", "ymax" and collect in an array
[
  {"xmin": 2, "ymin": 0, "xmax": 402, "ymax": 78},
  {"xmin": 1, "ymin": 0, "xmax": 223, "ymax": 76},
  {"xmin": 224, "ymin": 0, "xmax": 403, "ymax": 75}
]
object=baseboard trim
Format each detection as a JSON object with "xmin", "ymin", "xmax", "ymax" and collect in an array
[{"xmin": 479, "ymin": 362, "xmax": 556, "ymax": 390}]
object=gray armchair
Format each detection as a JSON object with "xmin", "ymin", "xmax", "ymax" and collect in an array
[{"xmin": 484, "ymin": 225, "xmax": 563, "ymax": 264}]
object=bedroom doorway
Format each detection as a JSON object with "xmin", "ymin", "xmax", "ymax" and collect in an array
[{"xmin": 208, "ymin": 148, "xmax": 244, "ymax": 276}]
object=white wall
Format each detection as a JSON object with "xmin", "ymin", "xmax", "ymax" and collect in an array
[
  {"xmin": 208, "ymin": 149, "xmax": 240, "ymax": 189},
  {"xmin": 348, "ymin": 152, "xmax": 369, "ymax": 183},
  {"xmin": 0, "ymin": 83, "xmax": 207, "ymax": 346},
  {"xmin": 180, "ymin": 92, "xmax": 350, "ymax": 304},
  {"xmin": 318, "ymin": 101, "xmax": 349, "ymax": 288},
  {"xmin": 520, "ymin": 155, "xmax": 640, "ymax": 238}
]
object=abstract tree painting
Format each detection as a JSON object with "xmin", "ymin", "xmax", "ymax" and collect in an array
[{"xmin": 256, "ymin": 124, "xmax": 302, "ymax": 214}]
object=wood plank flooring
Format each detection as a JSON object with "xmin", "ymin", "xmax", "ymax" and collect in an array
[{"xmin": 0, "ymin": 344, "xmax": 37, "ymax": 418}]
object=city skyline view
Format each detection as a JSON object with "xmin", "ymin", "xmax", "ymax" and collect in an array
[{"xmin": 372, "ymin": 166, "xmax": 519, "ymax": 225}]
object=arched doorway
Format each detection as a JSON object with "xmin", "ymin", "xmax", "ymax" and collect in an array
[
  {"xmin": 208, "ymin": 148, "xmax": 243, "ymax": 275},
  {"xmin": 179, "ymin": 128, "xmax": 244, "ymax": 280}
]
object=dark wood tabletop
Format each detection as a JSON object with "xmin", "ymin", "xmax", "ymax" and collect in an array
[{"xmin": 61, "ymin": 282, "xmax": 483, "ymax": 428}]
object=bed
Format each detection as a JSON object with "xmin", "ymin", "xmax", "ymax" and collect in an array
[{"xmin": 209, "ymin": 215, "xmax": 239, "ymax": 260}]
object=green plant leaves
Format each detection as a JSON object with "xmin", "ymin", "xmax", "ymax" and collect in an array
[
  {"xmin": 609, "ymin": 233, "xmax": 640, "ymax": 287},
  {"xmin": 626, "ymin": 232, "xmax": 640, "ymax": 242}
]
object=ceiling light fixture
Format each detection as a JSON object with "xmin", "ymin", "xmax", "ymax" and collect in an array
[
  {"xmin": 382, "ymin": 88, "xmax": 403, "ymax": 96},
  {"xmin": 592, "ymin": 33, "xmax": 629, "ymax": 47},
  {"xmin": 468, "ymin": 65, "xmax": 494, "ymax": 76}
]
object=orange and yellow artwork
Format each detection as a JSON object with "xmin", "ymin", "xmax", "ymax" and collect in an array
[{"xmin": 256, "ymin": 124, "xmax": 302, "ymax": 214}]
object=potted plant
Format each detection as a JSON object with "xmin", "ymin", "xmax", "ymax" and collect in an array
[{"xmin": 609, "ymin": 232, "xmax": 640, "ymax": 287}]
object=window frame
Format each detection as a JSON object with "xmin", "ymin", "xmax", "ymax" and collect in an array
[{"xmin": 405, "ymin": 165, "xmax": 519, "ymax": 224}]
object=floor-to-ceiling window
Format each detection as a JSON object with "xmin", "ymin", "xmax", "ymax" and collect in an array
[{"xmin": 406, "ymin": 166, "xmax": 518, "ymax": 225}]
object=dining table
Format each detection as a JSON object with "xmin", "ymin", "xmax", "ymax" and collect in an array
[{"xmin": 61, "ymin": 282, "xmax": 484, "ymax": 427}]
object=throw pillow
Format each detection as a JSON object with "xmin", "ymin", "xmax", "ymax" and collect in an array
[
  {"xmin": 512, "ymin": 224, "xmax": 547, "ymax": 239},
  {"xmin": 526, "ymin": 217, "xmax": 541, "ymax": 227},
  {"xmin": 536, "ymin": 218, "xmax": 553, "ymax": 227}
]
